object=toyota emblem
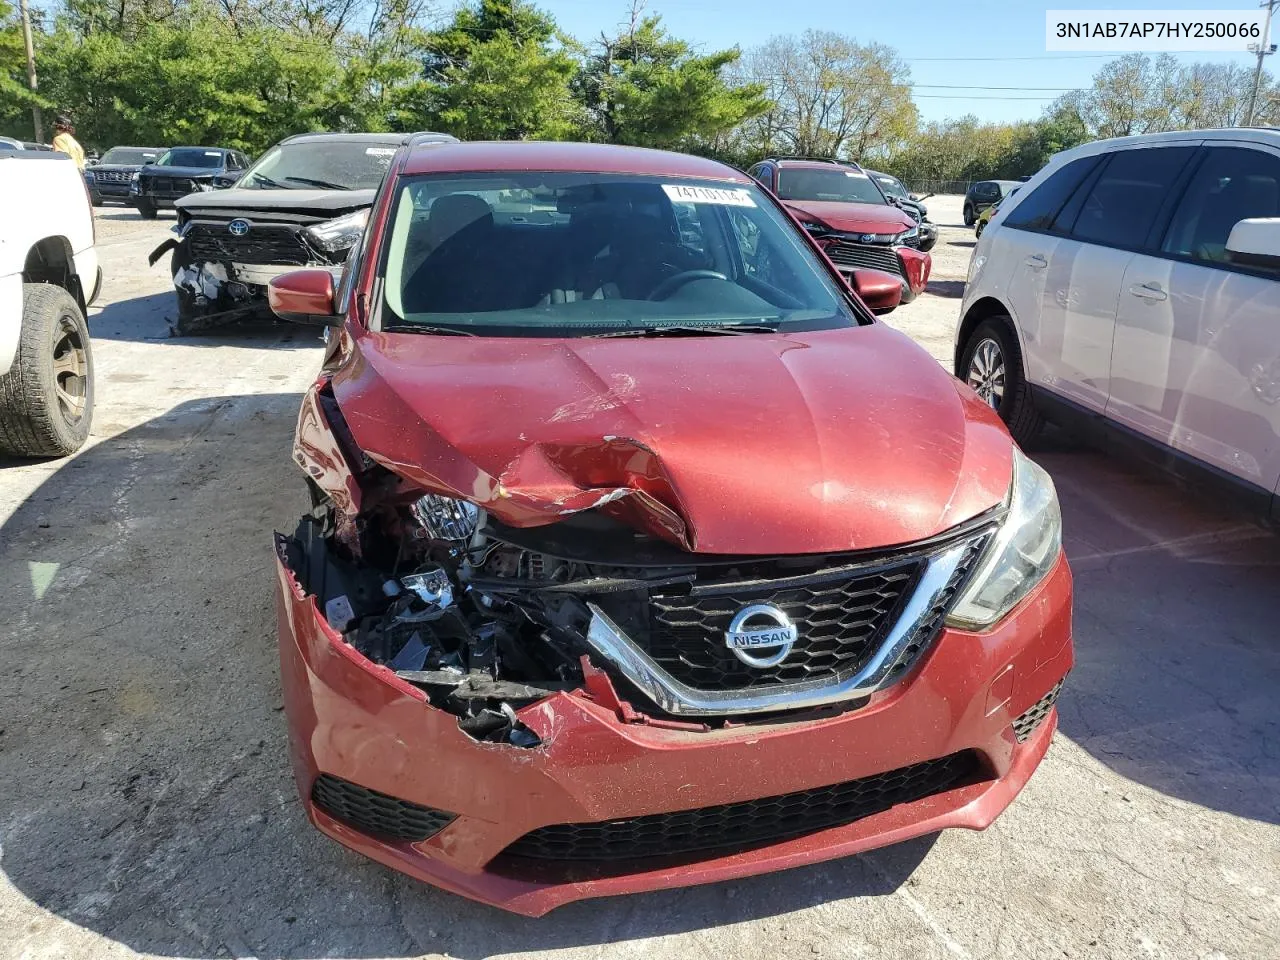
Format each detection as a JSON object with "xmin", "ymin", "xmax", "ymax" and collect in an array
[
  {"xmin": 724, "ymin": 603, "xmax": 798, "ymax": 668},
  {"xmin": 228, "ymin": 219, "xmax": 250, "ymax": 237}
]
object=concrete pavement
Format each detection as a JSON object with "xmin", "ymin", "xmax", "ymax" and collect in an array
[{"xmin": 0, "ymin": 198, "xmax": 1276, "ymax": 960}]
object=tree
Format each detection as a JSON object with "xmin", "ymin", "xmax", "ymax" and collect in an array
[
  {"xmin": 0, "ymin": 0, "xmax": 51, "ymax": 140},
  {"xmin": 575, "ymin": 3, "xmax": 768, "ymax": 151},
  {"xmin": 1051, "ymin": 53, "xmax": 1280, "ymax": 139},
  {"xmin": 734, "ymin": 31, "xmax": 917, "ymax": 161},
  {"xmin": 409, "ymin": 0, "xmax": 580, "ymax": 140}
]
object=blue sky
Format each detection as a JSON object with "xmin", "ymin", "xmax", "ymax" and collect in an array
[{"xmin": 543, "ymin": 0, "xmax": 1261, "ymax": 124}]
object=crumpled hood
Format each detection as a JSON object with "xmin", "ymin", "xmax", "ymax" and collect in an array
[
  {"xmin": 176, "ymin": 187, "xmax": 376, "ymax": 215},
  {"xmin": 331, "ymin": 325, "xmax": 1012, "ymax": 555},
  {"xmin": 785, "ymin": 200, "xmax": 915, "ymax": 235}
]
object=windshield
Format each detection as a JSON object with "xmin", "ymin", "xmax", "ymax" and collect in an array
[
  {"xmin": 241, "ymin": 140, "xmax": 398, "ymax": 191},
  {"xmin": 157, "ymin": 148, "xmax": 223, "ymax": 168},
  {"xmin": 874, "ymin": 175, "xmax": 909, "ymax": 200},
  {"xmin": 777, "ymin": 168, "xmax": 887, "ymax": 205},
  {"xmin": 102, "ymin": 147, "xmax": 161, "ymax": 165},
  {"xmin": 380, "ymin": 173, "xmax": 861, "ymax": 337}
]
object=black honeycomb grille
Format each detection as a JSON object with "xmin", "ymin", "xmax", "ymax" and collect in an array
[
  {"xmin": 637, "ymin": 539, "xmax": 986, "ymax": 692},
  {"xmin": 311, "ymin": 774, "xmax": 455, "ymax": 843},
  {"xmin": 187, "ymin": 223, "xmax": 316, "ymax": 266},
  {"xmin": 504, "ymin": 751, "xmax": 980, "ymax": 862},
  {"xmin": 1012, "ymin": 679, "xmax": 1064, "ymax": 743}
]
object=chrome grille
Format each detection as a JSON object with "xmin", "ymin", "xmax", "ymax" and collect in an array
[
  {"xmin": 824, "ymin": 243, "xmax": 905, "ymax": 279},
  {"xmin": 594, "ymin": 536, "xmax": 987, "ymax": 696}
]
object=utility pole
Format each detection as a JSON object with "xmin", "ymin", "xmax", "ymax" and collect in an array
[
  {"xmin": 18, "ymin": 0, "xmax": 42, "ymax": 142},
  {"xmin": 1246, "ymin": 0, "xmax": 1279, "ymax": 126}
]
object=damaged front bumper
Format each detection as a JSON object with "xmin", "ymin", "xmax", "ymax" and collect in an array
[
  {"xmin": 275, "ymin": 529, "xmax": 1073, "ymax": 915},
  {"xmin": 149, "ymin": 223, "xmax": 343, "ymax": 332}
]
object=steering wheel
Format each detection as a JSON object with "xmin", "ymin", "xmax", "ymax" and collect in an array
[{"xmin": 647, "ymin": 270, "xmax": 728, "ymax": 301}]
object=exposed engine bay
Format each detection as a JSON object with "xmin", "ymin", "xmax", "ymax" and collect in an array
[{"xmin": 279, "ymin": 485, "xmax": 721, "ymax": 747}]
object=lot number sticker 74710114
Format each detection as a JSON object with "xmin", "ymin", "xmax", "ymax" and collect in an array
[{"xmin": 662, "ymin": 184, "xmax": 757, "ymax": 207}]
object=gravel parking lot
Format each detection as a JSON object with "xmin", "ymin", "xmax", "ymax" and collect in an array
[{"xmin": 1, "ymin": 197, "xmax": 1277, "ymax": 960}]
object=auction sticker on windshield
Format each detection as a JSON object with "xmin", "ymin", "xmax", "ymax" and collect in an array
[
  {"xmin": 366, "ymin": 147, "xmax": 397, "ymax": 156},
  {"xmin": 662, "ymin": 184, "xmax": 756, "ymax": 206}
]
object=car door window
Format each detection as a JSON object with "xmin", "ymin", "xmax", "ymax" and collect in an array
[
  {"xmin": 1002, "ymin": 156, "xmax": 1102, "ymax": 232},
  {"xmin": 1162, "ymin": 147, "xmax": 1280, "ymax": 267},
  {"xmin": 1066, "ymin": 147, "xmax": 1196, "ymax": 250}
]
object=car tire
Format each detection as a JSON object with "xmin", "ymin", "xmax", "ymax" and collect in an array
[
  {"xmin": 963, "ymin": 203, "xmax": 975, "ymax": 227},
  {"xmin": 959, "ymin": 317, "xmax": 1042, "ymax": 447},
  {"xmin": 88, "ymin": 191, "xmax": 103, "ymax": 207},
  {"xmin": 0, "ymin": 283, "xmax": 95, "ymax": 457},
  {"xmin": 136, "ymin": 200, "xmax": 157, "ymax": 220},
  {"xmin": 975, "ymin": 220, "xmax": 985, "ymax": 239}
]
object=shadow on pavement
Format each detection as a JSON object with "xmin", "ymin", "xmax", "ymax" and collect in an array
[
  {"xmin": 89, "ymin": 291, "xmax": 323, "ymax": 348},
  {"xmin": 1037, "ymin": 437, "xmax": 1280, "ymax": 825},
  {"xmin": 924, "ymin": 280, "xmax": 965, "ymax": 299},
  {"xmin": 0, "ymin": 395, "xmax": 934, "ymax": 958}
]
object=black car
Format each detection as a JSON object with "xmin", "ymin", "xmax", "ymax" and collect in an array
[
  {"xmin": 131, "ymin": 146, "xmax": 251, "ymax": 219},
  {"xmin": 148, "ymin": 131, "xmax": 456, "ymax": 334},
  {"xmin": 962, "ymin": 179, "xmax": 1020, "ymax": 227},
  {"xmin": 85, "ymin": 146, "xmax": 163, "ymax": 205},
  {"xmin": 864, "ymin": 169, "xmax": 937, "ymax": 252}
]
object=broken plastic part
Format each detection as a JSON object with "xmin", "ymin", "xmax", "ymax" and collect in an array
[{"xmin": 401, "ymin": 567, "xmax": 453, "ymax": 609}]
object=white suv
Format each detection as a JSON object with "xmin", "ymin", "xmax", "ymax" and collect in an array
[{"xmin": 957, "ymin": 129, "xmax": 1280, "ymax": 522}]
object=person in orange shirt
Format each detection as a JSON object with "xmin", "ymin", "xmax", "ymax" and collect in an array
[{"xmin": 51, "ymin": 115, "xmax": 85, "ymax": 170}]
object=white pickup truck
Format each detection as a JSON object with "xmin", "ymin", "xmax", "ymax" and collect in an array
[{"xmin": 0, "ymin": 150, "xmax": 99, "ymax": 456}]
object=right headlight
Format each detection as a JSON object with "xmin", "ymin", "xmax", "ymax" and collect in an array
[{"xmin": 946, "ymin": 448, "xmax": 1062, "ymax": 629}]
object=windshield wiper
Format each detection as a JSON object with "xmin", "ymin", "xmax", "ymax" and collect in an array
[
  {"xmin": 248, "ymin": 174, "xmax": 291, "ymax": 190},
  {"xmin": 284, "ymin": 176, "xmax": 351, "ymax": 191},
  {"xmin": 384, "ymin": 323, "xmax": 477, "ymax": 336},
  {"xmin": 590, "ymin": 323, "xmax": 780, "ymax": 338}
]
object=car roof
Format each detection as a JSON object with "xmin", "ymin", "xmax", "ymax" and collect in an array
[
  {"xmin": 1052, "ymin": 127, "xmax": 1280, "ymax": 164},
  {"xmin": 106, "ymin": 145, "xmax": 164, "ymax": 152},
  {"xmin": 281, "ymin": 131, "xmax": 453, "ymax": 146},
  {"xmin": 771, "ymin": 158, "xmax": 865, "ymax": 173},
  {"xmin": 401, "ymin": 141, "xmax": 750, "ymax": 182},
  {"xmin": 168, "ymin": 146, "xmax": 230, "ymax": 152}
]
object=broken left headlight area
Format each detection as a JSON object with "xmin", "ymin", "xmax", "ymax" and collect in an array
[{"xmin": 277, "ymin": 490, "xmax": 606, "ymax": 748}]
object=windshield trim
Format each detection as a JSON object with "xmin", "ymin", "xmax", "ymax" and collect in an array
[{"xmin": 369, "ymin": 170, "xmax": 873, "ymax": 337}]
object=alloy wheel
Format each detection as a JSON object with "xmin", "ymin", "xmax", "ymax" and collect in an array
[
  {"xmin": 967, "ymin": 337, "xmax": 1005, "ymax": 410},
  {"xmin": 51, "ymin": 314, "xmax": 89, "ymax": 423}
]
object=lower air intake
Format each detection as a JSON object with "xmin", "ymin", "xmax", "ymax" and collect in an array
[
  {"xmin": 1012, "ymin": 679, "xmax": 1065, "ymax": 743},
  {"xmin": 311, "ymin": 773, "xmax": 455, "ymax": 843},
  {"xmin": 504, "ymin": 751, "xmax": 980, "ymax": 863}
]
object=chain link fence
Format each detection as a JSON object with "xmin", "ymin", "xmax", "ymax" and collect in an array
[{"xmin": 898, "ymin": 178, "xmax": 974, "ymax": 197}]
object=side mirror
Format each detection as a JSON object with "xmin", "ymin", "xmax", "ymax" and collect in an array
[
  {"xmin": 909, "ymin": 193, "xmax": 920, "ymax": 202},
  {"xmin": 849, "ymin": 268, "xmax": 903, "ymax": 315},
  {"xmin": 1226, "ymin": 218, "xmax": 1280, "ymax": 271},
  {"xmin": 268, "ymin": 269, "xmax": 342, "ymax": 326}
]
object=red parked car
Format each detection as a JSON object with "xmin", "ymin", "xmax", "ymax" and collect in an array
[
  {"xmin": 269, "ymin": 140, "xmax": 1071, "ymax": 916},
  {"xmin": 747, "ymin": 157, "xmax": 932, "ymax": 301}
]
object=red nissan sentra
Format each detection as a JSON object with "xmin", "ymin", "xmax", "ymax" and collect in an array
[{"xmin": 269, "ymin": 140, "xmax": 1072, "ymax": 916}]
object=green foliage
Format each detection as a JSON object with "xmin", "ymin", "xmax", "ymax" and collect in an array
[
  {"xmin": 1, "ymin": 0, "xmax": 1273, "ymax": 183},
  {"xmin": 410, "ymin": 0, "xmax": 580, "ymax": 141},
  {"xmin": 576, "ymin": 13, "xmax": 769, "ymax": 150}
]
